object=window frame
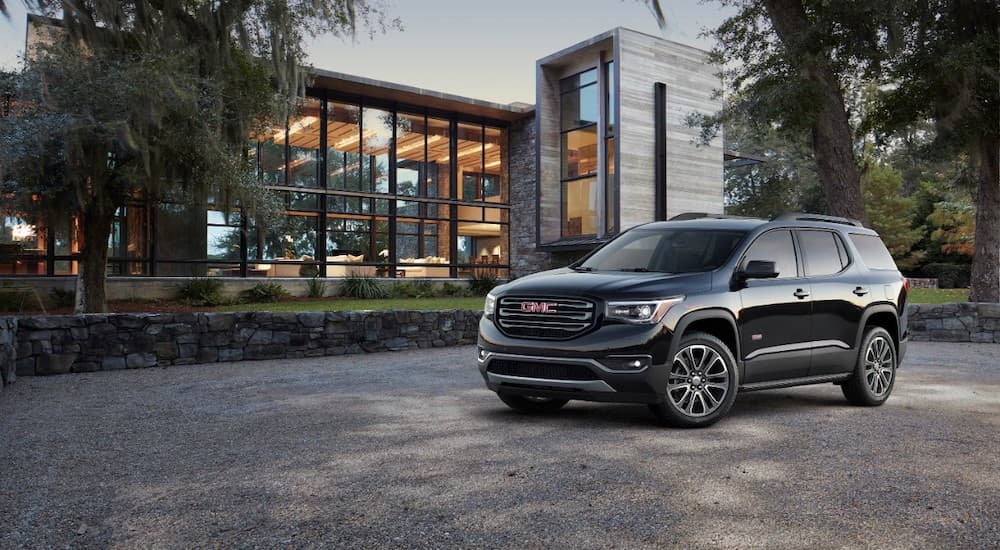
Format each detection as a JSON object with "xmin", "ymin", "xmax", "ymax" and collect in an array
[
  {"xmin": 796, "ymin": 229, "xmax": 852, "ymax": 278},
  {"xmin": 737, "ymin": 229, "xmax": 802, "ymax": 280}
]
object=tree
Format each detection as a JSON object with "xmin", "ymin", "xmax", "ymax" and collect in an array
[
  {"xmin": 0, "ymin": 1, "xmax": 397, "ymax": 312},
  {"xmin": 692, "ymin": 0, "xmax": 889, "ymax": 222},
  {"xmin": 870, "ymin": 0, "xmax": 999, "ymax": 302},
  {"xmin": 860, "ymin": 161, "xmax": 922, "ymax": 270}
]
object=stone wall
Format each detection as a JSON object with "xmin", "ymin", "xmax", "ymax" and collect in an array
[
  {"xmin": 9, "ymin": 310, "xmax": 482, "ymax": 378},
  {"xmin": 508, "ymin": 117, "xmax": 554, "ymax": 278},
  {"xmin": 906, "ymin": 303, "xmax": 1000, "ymax": 343},
  {"xmin": 0, "ymin": 317, "xmax": 16, "ymax": 390}
]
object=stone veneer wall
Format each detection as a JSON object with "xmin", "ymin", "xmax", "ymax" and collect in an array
[
  {"xmin": 0, "ymin": 317, "xmax": 16, "ymax": 390},
  {"xmin": 508, "ymin": 117, "xmax": 554, "ymax": 278},
  {"xmin": 8, "ymin": 310, "xmax": 482, "ymax": 378},
  {"xmin": 906, "ymin": 303, "xmax": 1000, "ymax": 343}
]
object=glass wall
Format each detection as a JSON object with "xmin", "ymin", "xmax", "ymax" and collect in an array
[
  {"xmin": 560, "ymin": 68, "xmax": 599, "ymax": 237},
  {"xmin": 5, "ymin": 94, "xmax": 510, "ymax": 280}
]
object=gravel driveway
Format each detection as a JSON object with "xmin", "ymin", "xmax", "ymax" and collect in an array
[{"xmin": 1, "ymin": 342, "xmax": 998, "ymax": 548}]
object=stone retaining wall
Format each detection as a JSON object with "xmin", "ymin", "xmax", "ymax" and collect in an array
[
  {"xmin": 0, "ymin": 317, "xmax": 16, "ymax": 390},
  {"xmin": 8, "ymin": 310, "xmax": 482, "ymax": 378},
  {"xmin": 906, "ymin": 303, "xmax": 1000, "ymax": 343},
  {"xmin": 1, "ymin": 303, "xmax": 996, "ymax": 385}
]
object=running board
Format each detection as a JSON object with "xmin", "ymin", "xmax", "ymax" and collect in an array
[{"xmin": 740, "ymin": 373, "xmax": 852, "ymax": 392}]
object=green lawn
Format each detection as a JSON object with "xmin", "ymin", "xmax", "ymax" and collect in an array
[
  {"xmin": 220, "ymin": 296, "xmax": 486, "ymax": 313},
  {"xmin": 907, "ymin": 287, "xmax": 969, "ymax": 304}
]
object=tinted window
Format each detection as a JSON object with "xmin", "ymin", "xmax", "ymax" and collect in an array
[
  {"xmin": 742, "ymin": 230, "xmax": 797, "ymax": 279},
  {"xmin": 799, "ymin": 230, "xmax": 845, "ymax": 277},
  {"xmin": 579, "ymin": 229, "xmax": 746, "ymax": 273},
  {"xmin": 850, "ymin": 234, "xmax": 897, "ymax": 270}
]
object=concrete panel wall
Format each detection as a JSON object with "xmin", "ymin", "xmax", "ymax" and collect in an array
[{"xmin": 617, "ymin": 29, "xmax": 724, "ymax": 228}]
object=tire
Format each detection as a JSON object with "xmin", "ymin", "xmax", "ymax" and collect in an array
[
  {"xmin": 842, "ymin": 326, "xmax": 897, "ymax": 406},
  {"xmin": 497, "ymin": 393, "xmax": 569, "ymax": 413},
  {"xmin": 648, "ymin": 331, "xmax": 739, "ymax": 428}
]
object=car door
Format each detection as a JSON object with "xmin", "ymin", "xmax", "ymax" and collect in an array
[
  {"xmin": 737, "ymin": 229, "xmax": 813, "ymax": 383},
  {"xmin": 796, "ymin": 229, "xmax": 864, "ymax": 376}
]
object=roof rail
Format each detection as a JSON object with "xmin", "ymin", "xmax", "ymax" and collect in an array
[
  {"xmin": 772, "ymin": 212, "xmax": 864, "ymax": 228},
  {"xmin": 669, "ymin": 212, "xmax": 761, "ymax": 221}
]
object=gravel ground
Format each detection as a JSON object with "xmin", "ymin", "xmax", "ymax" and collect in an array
[{"xmin": 1, "ymin": 342, "xmax": 998, "ymax": 549}]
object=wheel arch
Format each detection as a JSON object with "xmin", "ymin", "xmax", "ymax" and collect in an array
[
  {"xmin": 858, "ymin": 304, "xmax": 900, "ymax": 353},
  {"xmin": 670, "ymin": 309, "xmax": 741, "ymax": 367}
]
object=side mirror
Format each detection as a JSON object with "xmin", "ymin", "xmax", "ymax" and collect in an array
[{"xmin": 740, "ymin": 260, "xmax": 779, "ymax": 280}]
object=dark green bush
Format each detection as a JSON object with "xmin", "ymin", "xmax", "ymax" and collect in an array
[
  {"xmin": 175, "ymin": 278, "xmax": 229, "ymax": 306},
  {"xmin": 921, "ymin": 263, "xmax": 971, "ymax": 289},
  {"xmin": 440, "ymin": 282, "xmax": 470, "ymax": 297},
  {"xmin": 468, "ymin": 272, "xmax": 499, "ymax": 296},
  {"xmin": 391, "ymin": 280, "xmax": 436, "ymax": 298},
  {"xmin": 240, "ymin": 282, "xmax": 289, "ymax": 303},
  {"xmin": 49, "ymin": 287, "xmax": 75, "ymax": 308},
  {"xmin": 306, "ymin": 275, "xmax": 327, "ymax": 298},
  {"xmin": 340, "ymin": 274, "xmax": 388, "ymax": 299}
]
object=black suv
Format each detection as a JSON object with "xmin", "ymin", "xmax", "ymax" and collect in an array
[{"xmin": 477, "ymin": 213, "xmax": 909, "ymax": 428}]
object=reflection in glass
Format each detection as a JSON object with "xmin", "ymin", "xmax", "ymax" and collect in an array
[
  {"xmin": 362, "ymin": 107, "xmax": 392, "ymax": 194},
  {"xmin": 327, "ymin": 101, "xmax": 362, "ymax": 191},
  {"xmin": 562, "ymin": 127, "xmax": 598, "ymax": 179},
  {"xmin": 288, "ymin": 98, "xmax": 322, "ymax": 188},
  {"xmin": 562, "ymin": 177, "xmax": 598, "ymax": 237}
]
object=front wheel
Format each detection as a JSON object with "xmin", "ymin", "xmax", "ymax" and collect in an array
[
  {"xmin": 842, "ymin": 326, "xmax": 896, "ymax": 406},
  {"xmin": 497, "ymin": 393, "xmax": 569, "ymax": 413},
  {"xmin": 648, "ymin": 331, "xmax": 739, "ymax": 428}
]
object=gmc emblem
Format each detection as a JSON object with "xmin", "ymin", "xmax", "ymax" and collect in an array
[{"xmin": 521, "ymin": 301, "xmax": 558, "ymax": 314}]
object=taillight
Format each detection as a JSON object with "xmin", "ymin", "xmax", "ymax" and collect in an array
[{"xmin": 902, "ymin": 276, "xmax": 910, "ymax": 293}]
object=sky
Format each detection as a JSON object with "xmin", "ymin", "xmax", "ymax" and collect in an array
[{"xmin": 0, "ymin": 0, "xmax": 733, "ymax": 104}]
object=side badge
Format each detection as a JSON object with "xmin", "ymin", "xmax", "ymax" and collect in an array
[{"xmin": 751, "ymin": 334, "xmax": 763, "ymax": 341}]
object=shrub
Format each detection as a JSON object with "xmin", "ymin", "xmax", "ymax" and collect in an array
[
  {"xmin": 920, "ymin": 263, "xmax": 971, "ymax": 289},
  {"xmin": 49, "ymin": 287, "xmax": 75, "ymax": 308},
  {"xmin": 468, "ymin": 272, "xmax": 499, "ymax": 296},
  {"xmin": 391, "ymin": 280, "xmax": 436, "ymax": 298},
  {"xmin": 306, "ymin": 275, "xmax": 327, "ymax": 298},
  {"xmin": 240, "ymin": 282, "xmax": 289, "ymax": 303},
  {"xmin": 175, "ymin": 278, "xmax": 229, "ymax": 306},
  {"xmin": 440, "ymin": 282, "xmax": 470, "ymax": 297},
  {"xmin": 340, "ymin": 274, "xmax": 388, "ymax": 299}
]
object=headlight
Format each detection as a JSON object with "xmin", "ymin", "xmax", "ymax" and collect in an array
[
  {"xmin": 484, "ymin": 292, "xmax": 498, "ymax": 317},
  {"xmin": 605, "ymin": 296, "xmax": 683, "ymax": 324}
]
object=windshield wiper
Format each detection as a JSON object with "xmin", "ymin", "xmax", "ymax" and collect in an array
[
  {"xmin": 616, "ymin": 267, "xmax": 651, "ymax": 272},
  {"xmin": 571, "ymin": 266, "xmax": 593, "ymax": 272}
]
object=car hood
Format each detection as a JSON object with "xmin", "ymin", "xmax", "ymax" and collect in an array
[{"xmin": 496, "ymin": 268, "xmax": 713, "ymax": 300}]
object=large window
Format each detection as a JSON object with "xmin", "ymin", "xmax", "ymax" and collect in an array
[{"xmin": 560, "ymin": 68, "xmax": 599, "ymax": 237}]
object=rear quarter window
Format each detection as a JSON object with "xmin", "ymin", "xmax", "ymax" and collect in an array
[{"xmin": 849, "ymin": 233, "xmax": 897, "ymax": 270}]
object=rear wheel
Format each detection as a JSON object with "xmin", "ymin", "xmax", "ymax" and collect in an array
[
  {"xmin": 842, "ymin": 326, "xmax": 896, "ymax": 406},
  {"xmin": 497, "ymin": 393, "xmax": 569, "ymax": 413},
  {"xmin": 648, "ymin": 331, "xmax": 739, "ymax": 428}
]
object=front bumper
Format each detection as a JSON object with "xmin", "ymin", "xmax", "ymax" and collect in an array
[{"xmin": 476, "ymin": 316, "xmax": 674, "ymax": 404}]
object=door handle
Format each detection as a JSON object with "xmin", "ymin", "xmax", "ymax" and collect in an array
[
  {"xmin": 853, "ymin": 286, "xmax": 869, "ymax": 296},
  {"xmin": 793, "ymin": 289, "xmax": 810, "ymax": 299}
]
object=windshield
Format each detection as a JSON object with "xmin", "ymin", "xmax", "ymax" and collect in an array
[{"xmin": 577, "ymin": 228, "xmax": 747, "ymax": 273}]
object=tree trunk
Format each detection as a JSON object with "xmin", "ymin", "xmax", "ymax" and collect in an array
[
  {"xmin": 763, "ymin": 0, "xmax": 866, "ymax": 223},
  {"xmin": 969, "ymin": 137, "xmax": 1000, "ymax": 303},
  {"xmin": 75, "ymin": 204, "xmax": 115, "ymax": 313}
]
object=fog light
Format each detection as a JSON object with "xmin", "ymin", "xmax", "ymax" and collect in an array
[
  {"xmin": 603, "ymin": 355, "xmax": 651, "ymax": 371},
  {"xmin": 477, "ymin": 348, "xmax": 489, "ymax": 361}
]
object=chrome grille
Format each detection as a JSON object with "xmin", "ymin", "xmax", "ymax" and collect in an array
[{"xmin": 496, "ymin": 296, "xmax": 596, "ymax": 339}]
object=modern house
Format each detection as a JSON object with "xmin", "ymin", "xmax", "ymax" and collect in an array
[{"xmin": 1, "ymin": 19, "xmax": 725, "ymax": 285}]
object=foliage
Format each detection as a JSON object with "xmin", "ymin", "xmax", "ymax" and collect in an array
[
  {"xmin": 722, "ymin": 106, "xmax": 826, "ymax": 217},
  {"xmin": 306, "ymin": 275, "xmax": 327, "ymax": 298},
  {"xmin": 468, "ymin": 272, "xmax": 499, "ymax": 296},
  {"xmin": 340, "ymin": 274, "xmax": 387, "ymax": 299},
  {"xmin": 860, "ymin": 161, "xmax": 923, "ymax": 270},
  {"xmin": 175, "ymin": 278, "xmax": 229, "ymax": 307},
  {"xmin": 49, "ymin": 287, "xmax": 75, "ymax": 309},
  {"xmin": 440, "ymin": 282, "xmax": 471, "ymax": 298},
  {"xmin": 240, "ymin": 282, "xmax": 289, "ymax": 303},
  {"xmin": 927, "ymin": 198, "xmax": 976, "ymax": 258},
  {"xmin": 390, "ymin": 280, "xmax": 436, "ymax": 299},
  {"xmin": 920, "ymin": 263, "xmax": 971, "ymax": 289}
]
